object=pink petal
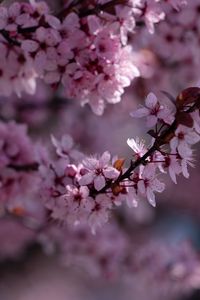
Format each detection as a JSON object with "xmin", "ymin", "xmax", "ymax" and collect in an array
[
  {"xmin": 138, "ymin": 180, "xmax": 145, "ymax": 194},
  {"xmin": 145, "ymin": 92, "xmax": 157, "ymax": 108},
  {"xmin": 130, "ymin": 107, "xmax": 149, "ymax": 118},
  {"xmin": 99, "ymin": 151, "xmax": 111, "ymax": 167},
  {"xmin": 79, "ymin": 172, "xmax": 94, "ymax": 186},
  {"xmin": 94, "ymin": 175, "xmax": 106, "ymax": 191},
  {"xmin": 146, "ymin": 115, "xmax": 157, "ymax": 127},
  {"xmin": 147, "ymin": 188, "xmax": 156, "ymax": 207},
  {"xmin": 103, "ymin": 166, "xmax": 119, "ymax": 179}
]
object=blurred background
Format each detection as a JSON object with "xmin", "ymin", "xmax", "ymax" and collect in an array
[{"xmin": 0, "ymin": 0, "xmax": 200, "ymax": 299}]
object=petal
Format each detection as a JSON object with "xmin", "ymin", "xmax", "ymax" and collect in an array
[
  {"xmin": 186, "ymin": 132, "xmax": 200, "ymax": 144},
  {"xmin": 178, "ymin": 142, "xmax": 192, "ymax": 158},
  {"xmin": 126, "ymin": 189, "xmax": 138, "ymax": 208},
  {"xmin": 79, "ymin": 172, "xmax": 94, "ymax": 185},
  {"xmin": 127, "ymin": 138, "xmax": 136, "ymax": 151},
  {"xmin": 138, "ymin": 180, "xmax": 145, "ymax": 194},
  {"xmin": 170, "ymin": 137, "xmax": 178, "ymax": 152},
  {"xmin": 21, "ymin": 40, "xmax": 39, "ymax": 52},
  {"xmin": 145, "ymin": 92, "xmax": 157, "ymax": 108},
  {"xmin": 130, "ymin": 107, "xmax": 149, "ymax": 118},
  {"xmin": 79, "ymin": 186, "xmax": 89, "ymax": 198},
  {"xmin": 169, "ymin": 166, "xmax": 177, "ymax": 184},
  {"xmin": 45, "ymin": 15, "xmax": 61, "ymax": 29},
  {"xmin": 146, "ymin": 188, "xmax": 156, "ymax": 207},
  {"xmin": 99, "ymin": 151, "xmax": 110, "ymax": 167},
  {"xmin": 34, "ymin": 51, "xmax": 46, "ymax": 74},
  {"xmin": 94, "ymin": 175, "xmax": 106, "ymax": 191},
  {"xmin": 151, "ymin": 178, "xmax": 165, "ymax": 193},
  {"xmin": 103, "ymin": 166, "xmax": 119, "ymax": 179},
  {"xmin": 44, "ymin": 71, "xmax": 60, "ymax": 84},
  {"xmin": 181, "ymin": 159, "xmax": 189, "ymax": 178},
  {"xmin": 146, "ymin": 115, "xmax": 157, "ymax": 127}
]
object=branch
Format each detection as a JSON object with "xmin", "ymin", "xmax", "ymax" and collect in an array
[{"xmin": 7, "ymin": 162, "xmax": 39, "ymax": 172}]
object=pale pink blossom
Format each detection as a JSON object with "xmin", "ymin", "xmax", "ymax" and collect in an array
[
  {"xmin": 51, "ymin": 134, "xmax": 83, "ymax": 161},
  {"xmin": 115, "ymin": 6, "xmax": 136, "ymax": 45},
  {"xmin": 61, "ymin": 185, "xmax": 93, "ymax": 224},
  {"xmin": 79, "ymin": 151, "xmax": 120, "ymax": 191},
  {"xmin": 88, "ymin": 194, "xmax": 112, "ymax": 233},
  {"xmin": 170, "ymin": 125, "xmax": 200, "ymax": 158},
  {"xmin": 138, "ymin": 165, "xmax": 165, "ymax": 207},
  {"xmin": 131, "ymin": 92, "xmax": 175, "ymax": 127}
]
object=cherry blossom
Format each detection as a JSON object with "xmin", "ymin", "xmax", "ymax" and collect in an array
[
  {"xmin": 138, "ymin": 165, "xmax": 165, "ymax": 207},
  {"xmin": 88, "ymin": 194, "xmax": 113, "ymax": 234},
  {"xmin": 79, "ymin": 151, "xmax": 120, "ymax": 191},
  {"xmin": 130, "ymin": 92, "xmax": 175, "ymax": 127},
  {"xmin": 170, "ymin": 125, "xmax": 200, "ymax": 158}
]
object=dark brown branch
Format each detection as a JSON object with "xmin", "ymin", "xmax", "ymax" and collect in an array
[
  {"xmin": 0, "ymin": 30, "xmax": 21, "ymax": 46},
  {"xmin": 7, "ymin": 162, "xmax": 39, "ymax": 172}
]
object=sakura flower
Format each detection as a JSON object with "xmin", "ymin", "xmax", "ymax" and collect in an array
[
  {"xmin": 93, "ymin": 30, "xmax": 121, "ymax": 62},
  {"xmin": 115, "ymin": 6, "xmax": 136, "ymax": 45},
  {"xmin": 170, "ymin": 125, "xmax": 200, "ymax": 158},
  {"xmin": 79, "ymin": 151, "xmax": 120, "ymax": 191},
  {"xmin": 144, "ymin": 2, "xmax": 165, "ymax": 34},
  {"xmin": 22, "ymin": 27, "xmax": 61, "ymax": 75},
  {"xmin": 131, "ymin": 92, "xmax": 175, "ymax": 127},
  {"xmin": 51, "ymin": 134, "xmax": 83, "ymax": 161},
  {"xmin": 138, "ymin": 165, "xmax": 165, "ymax": 207},
  {"xmin": 88, "ymin": 194, "xmax": 112, "ymax": 233},
  {"xmin": 59, "ymin": 13, "xmax": 86, "ymax": 50},
  {"xmin": 62, "ymin": 185, "xmax": 93, "ymax": 224},
  {"xmin": 0, "ymin": 3, "xmax": 21, "ymax": 32}
]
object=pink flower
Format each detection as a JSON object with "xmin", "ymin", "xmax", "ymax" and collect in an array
[
  {"xmin": 138, "ymin": 165, "xmax": 165, "ymax": 207},
  {"xmin": 93, "ymin": 30, "xmax": 121, "ymax": 62},
  {"xmin": 79, "ymin": 151, "xmax": 120, "ymax": 191},
  {"xmin": 131, "ymin": 92, "xmax": 175, "ymax": 127},
  {"xmin": 141, "ymin": 0, "xmax": 165, "ymax": 34},
  {"xmin": 170, "ymin": 125, "xmax": 200, "ymax": 157},
  {"xmin": 22, "ymin": 27, "xmax": 61, "ymax": 75},
  {"xmin": 51, "ymin": 134, "xmax": 84, "ymax": 161},
  {"xmin": 62, "ymin": 185, "xmax": 93, "ymax": 224},
  {"xmin": 88, "ymin": 194, "xmax": 112, "ymax": 233},
  {"xmin": 0, "ymin": 3, "xmax": 21, "ymax": 32},
  {"xmin": 115, "ymin": 6, "xmax": 136, "ymax": 45}
]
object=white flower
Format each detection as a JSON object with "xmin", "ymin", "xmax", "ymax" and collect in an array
[{"xmin": 127, "ymin": 137, "xmax": 146, "ymax": 157}]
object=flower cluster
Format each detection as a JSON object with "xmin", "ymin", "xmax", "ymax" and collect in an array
[
  {"xmin": 38, "ymin": 87, "xmax": 200, "ymax": 233},
  {"xmin": 0, "ymin": 0, "xmax": 185, "ymax": 114},
  {"xmin": 1, "ymin": 88, "xmax": 199, "ymax": 235}
]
